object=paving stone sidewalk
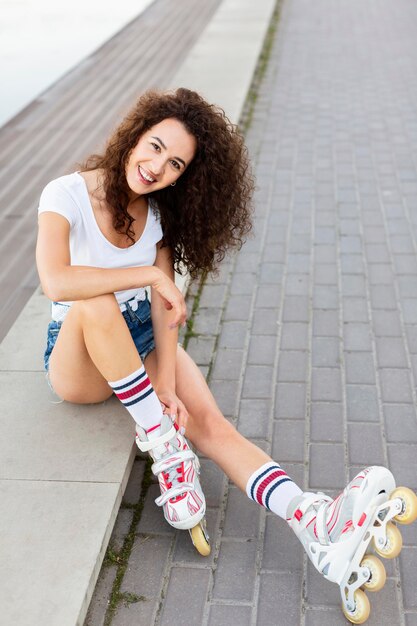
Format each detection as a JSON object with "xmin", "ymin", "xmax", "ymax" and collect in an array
[{"xmin": 86, "ymin": 1, "xmax": 417, "ymax": 624}]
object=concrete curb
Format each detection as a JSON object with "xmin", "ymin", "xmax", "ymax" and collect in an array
[{"xmin": 0, "ymin": 1, "xmax": 276, "ymax": 624}]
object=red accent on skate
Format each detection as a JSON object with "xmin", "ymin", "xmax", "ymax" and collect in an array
[
  {"xmin": 116, "ymin": 377, "xmax": 150, "ymax": 400},
  {"xmin": 146, "ymin": 423, "xmax": 161, "ymax": 434},
  {"xmin": 358, "ymin": 512, "xmax": 367, "ymax": 527},
  {"xmin": 256, "ymin": 470, "xmax": 287, "ymax": 506},
  {"xmin": 294, "ymin": 508, "xmax": 303, "ymax": 522}
]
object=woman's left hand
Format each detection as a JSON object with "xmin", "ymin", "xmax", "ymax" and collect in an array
[{"xmin": 157, "ymin": 389, "xmax": 189, "ymax": 434}]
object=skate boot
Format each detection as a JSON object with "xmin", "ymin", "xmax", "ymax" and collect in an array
[
  {"xmin": 135, "ymin": 414, "xmax": 210, "ymax": 556},
  {"xmin": 287, "ymin": 466, "xmax": 417, "ymax": 624}
]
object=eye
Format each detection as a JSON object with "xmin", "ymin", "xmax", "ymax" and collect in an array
[
  {"xmin": 170, "ymin": 160, "xmax": 181, "ymax": 170},
  {"xmin": 151, "ymin": 142, "xmax": 161, "ymax": 151}
]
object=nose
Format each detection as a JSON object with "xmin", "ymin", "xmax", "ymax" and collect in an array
[{"xmin": 150, "ymin": 155, "xmax": 165, "ymax": 177}]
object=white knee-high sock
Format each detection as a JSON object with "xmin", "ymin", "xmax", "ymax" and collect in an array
[
  {"xmin": 246, "ymin": 461, "xmax": 303, "ymax": 519},
  {"xmin": 108, "ymin": 366, "xmax": 164, "ymax": 437}
]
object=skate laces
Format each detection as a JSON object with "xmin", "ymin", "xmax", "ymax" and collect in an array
[{"xmin": 152, "ymin": 438, "xmax": 196, "ymax": 507}]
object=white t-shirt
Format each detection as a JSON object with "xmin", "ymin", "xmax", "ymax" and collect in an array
[{"xmin": 38, "ymin": 172, "xmax": 163, "ymax": 321}]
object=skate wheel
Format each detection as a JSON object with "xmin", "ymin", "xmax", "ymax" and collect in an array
[
  {"xmin": 360, "ymin": 554, "xmax": 386, "ymax": 592},
  {"xmin": 390, "ymin": 487, "xmax": 417, "ymax": 525},
  {"xmin": 374, "ymin": 522, "xmax": 402, "ymax": 559},
  {"xmin": 342, "ymin": 589, "xmax": 370, "ymax": 624},
  {"xmin": 189, "ymin": 522, "xmax": 211, "ymax": 556}
]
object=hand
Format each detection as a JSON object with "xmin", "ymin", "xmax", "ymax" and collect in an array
[
  {"xmin": 151, "ymin": 269, "xmax": 187, "ymax": 329},
  {"xmin": 157, "ymin": 389, "xmax": 189, "ymax": 433}
]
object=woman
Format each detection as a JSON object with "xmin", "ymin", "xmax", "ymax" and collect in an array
[{"xmin": 36, "ymin": 88, "xmax": 415, "ymax": 623}]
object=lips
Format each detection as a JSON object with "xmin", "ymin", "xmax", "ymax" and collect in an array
[{"xmin": 137, "ymin": 165, "xmax": 156, "ymax": 185}]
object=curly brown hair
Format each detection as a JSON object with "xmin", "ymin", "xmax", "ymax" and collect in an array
[{"xmin": 81, "ymin": 88, "xmax": 254, "ymax": 279}]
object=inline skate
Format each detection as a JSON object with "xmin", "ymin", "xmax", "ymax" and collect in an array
[
  {"xmin": 135, "ymin": 414, "xmax": 210, "ymax": 556},
  {"xmin": 287, "ymin": 466, "xmax": 417, "ymax": 623}
]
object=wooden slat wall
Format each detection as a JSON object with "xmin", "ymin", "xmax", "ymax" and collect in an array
[{"xmin": 0, "ymin": 0, "xmax": 221, "ymax": 340}]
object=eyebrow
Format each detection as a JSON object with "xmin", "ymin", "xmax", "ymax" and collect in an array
[{"xmin": 151, "ymin": 136, "xmax": 186, "ymax": 167}]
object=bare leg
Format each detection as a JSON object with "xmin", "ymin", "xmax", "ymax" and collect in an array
[
  {"xmin": 144, "ymin": 346, "xmax": 271, "ymax": 492},
  {"xmin": 49, "ymin": 294, "xmax": 144, "ymax": 403}
]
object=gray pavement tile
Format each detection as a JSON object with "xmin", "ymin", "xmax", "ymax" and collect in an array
[
  {"xmin": 109, "ymin": 509, "xmax": 135, "ymax": 554},
  {"xmin": 313, "ymin": 310, "xmax": 340, "ymax": 336},
  {"xmin": 238, "ymin": 398, "xmax": 270, "ymax": 439},
  {"xmin": 218, "ymin": 320, "xmax": 247, "ymax": 349},
  {"xmin": 211, "ymin": 348, "xmax": 245, "ymax": 380},
  {"xmin": 398, "ymin": 277, "xmax": 417, "ymax": 298},
  {"xmin": 311, "ymin": 367, "xmax": 342, "ymax": 402},
  {"xmin": 384, "ymin": 404, "xmax": 417, "ymax": 443},
  {"xmin": 372, "ymin": 310, "xmax": 402, "ymax": 337},
  {"xmin": 121, "ymin": 534, "xmax": 172, "ymax": 598},
  {"xmin": 313, "ymin": 285, "xmax": 339, "ymax": 310},
  {"xmin": 304, "ymin": 608, "xmax": 347, "ymax": 626},
  {"xmin": 199, "ymin": 284, "xmax": 228, "ymax": 308},
  {"xmin": 252, "ymin": 307, "xmax": 280, "ymax": 335},
  {"xmin": 255, "ymin": 284, "xmax": 281, "ymax": 309},
  {"xmin": 376, "ymin": 337, "xmax": 408, "ymax": 368},
  {"xmin": 309, "ymin": 444, "xmax": 346, "ymax": 490},
  {"xmin": 257, "ymin": 573, "xmax": 302, "ymax": 626},
  {"xmin": 122, "ymin": 460, "xmax": 146, "ymax": 506},
  {"xmin": 312, "ymin": 337, "xmax": 340, "ymax": 367},
  {"xmin": 368, "ymin": 263, "xmax": 395, "ymax": 285},
  {"xmin": 84, "ymin": 565, "xmax": 117, "ymax": 626},
  {"xmin": 283, "ymin": 296, "xmax": 310, "ymax": 322},
  {"xmin": 342, "ymin": 297, "xmax": 369, "ymax": 322},
  {"xmin": 112, "ymin": 596, "xmax": 157, "ymax": 626},
  {"xmin": 405, "ymin": 325, "xmax": 417, "ymax": 353},
  {"xmin": 280, "ymin": 322, "xmax": 309, "ymax": 350},
  {"xmin": 160, "ymin": 567, "xmax": 210, "ymax": 626},
  {"xmin": 346, "ymin": 385, "xmax": 380, "ymax": 422},
  {"xmin": 314, "ymin": 264, "xmax": 338, "ymax": 285},
  {"xmin": 235, "ymin": 251, "xmax": 261, "ymax": 273},
  {"xmin": 262, "ymin": 513, "xmax": 303, "ymax": 572},
  {"xmin": 212, "ymin": 539, "xmax": 258, "ymax": 601},
  {"xmin": 230, "ymin": 271, "xmax": 257, "ymax": 295},
  {"xmin": 310, "ymin": 403, "xmax": 343, "ymax": 442},
  {"xmin": 406, "ymin": 614, "xmax": 417, "ymax": 626},
  {"xmin": 242, "ymin": 364, "xmax": 274, "ymax": 398},
  {"xmin": 186, "ymin": 336, "xmax": 216, "ymax": 366},
  {"xmin": 223, "ymin": 294, "xmax": 252, "ymax": 322},
  {"xmin": 387, "ymin": 445, "xmax": 417, "ymax": 489},
  {"xmin": 223, "ymin": 486, "xmax": 261, "ymax": 538},
  {"xmin": 348, "ymin": 423, "xmax": 385, "ymax": 465},
  {"xmin": 343, "ymin": 323, "xmax": 372, "ymax": 351},
  {"xmin": 370, "ymin": 285, "xmax": 398, "ymax": 310},
  {"xmin": 272, "ymin": 419, "xmax": 305, "ymax": 463},
  {"xmin": 137, "ymin": 484, "xmax": 175, "ymax": 536},
  {"xmin": 208, "ymin": 604, "xmax": 252, "ymax": 626},
  {"xmin": 248, "ymin": 335, "xmax": 277, "ymax": 365},
  {"xmin": 275, "ymin": 383, "xmax": 307, "ymax": 420},
  {"xmin": 193, "ymin": 308, "xmax": 222, "ymax": 335},
  {"xmin": 400, "ymin": 547, "xmax": 417, "ymax": 610},
  {"xmin": 402, "ymin": 299, "xmax": 417, "ymax": 324},
  {"xmin": 277, "ymin": 350, "xmax": 308, "ymax": 382},
  {"xmin": 260, "ymin": 262, "xmax": 284, "ymax": 284},
  {"xmin": 380, "ymin": 369, "xmax": 413, "ymax": 403},
  {"xmin": 305, "ymin": 560, "xmax": 340, "ymax": 607},
  {"xmin": 344, "ymin": 352, "xmax": 376, "ymax": 385},
  {"xmin": 340, "ymin": 254, "xmax": 365, "ymax": 275},
  {"xmin": 286, "ymin": 273, "xmax": 310, "ymax": 296}
]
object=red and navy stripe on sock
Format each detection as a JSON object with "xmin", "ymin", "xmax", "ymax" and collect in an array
[
  {"xmin": 110, "ymin": 368, "xmax": 154, "ymax": 407},
  {"xmin": 249, "ymin": 463, "xmax": 293, "ymax": 510}
]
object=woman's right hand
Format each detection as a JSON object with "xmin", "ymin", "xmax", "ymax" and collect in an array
[{"xmin": 151, "ymin": 268, "xmax": 187, "ymax": 328}]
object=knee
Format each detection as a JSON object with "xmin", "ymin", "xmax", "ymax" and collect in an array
[
  {"xmin": 73, "ymin": 294, "xmax": 120, "ymax": 328},
  {"xmin": 191, "ymin": 410, "xmax": 236, "ymax": 453}
]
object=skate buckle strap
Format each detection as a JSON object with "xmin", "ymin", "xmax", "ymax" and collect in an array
[
  {"xmin": 135, "ymin": 425, "xmax": 177, "ymax": 452},
  {"xmin": 155, "ymin": 482, "xmax": 196, "ymax": 507},
  {"xmin": 315, "ymin": 500, "xmax": 332, "ymax": 545},
  {"xmin": 151, "ymin": 449, "xmax": 195, "ymax": 476}
]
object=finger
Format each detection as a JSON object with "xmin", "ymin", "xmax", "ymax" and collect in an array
[{"xmin": 176, "ymin": 405, "xmax": 189, "ymax": 431}]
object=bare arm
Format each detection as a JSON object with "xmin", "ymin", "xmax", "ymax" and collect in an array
[{"xmin": 36, "ymin": 211, "xmax": 187, "ymax": 327}]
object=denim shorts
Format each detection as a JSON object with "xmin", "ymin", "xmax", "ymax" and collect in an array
[{"xmin": 43, "ymin": 296, "xmax": 156, "ymax": 372}]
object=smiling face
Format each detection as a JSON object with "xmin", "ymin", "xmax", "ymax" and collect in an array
[{"xmin": 125, "ymin": 118, "xmax": 197, "ymax": 197}]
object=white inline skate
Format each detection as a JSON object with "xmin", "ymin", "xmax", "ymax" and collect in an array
[
  {"xmin": 287, "ymin": 466, "xmax": 417, "ymax": 624},
  {"xmin": 135, "ymin": 414, "xmax": 210, "ymax": 556}
]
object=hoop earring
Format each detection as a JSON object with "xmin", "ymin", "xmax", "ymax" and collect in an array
[{"xmin": 171, "ymin": 182, "xmax": 176, "ymax": 187}]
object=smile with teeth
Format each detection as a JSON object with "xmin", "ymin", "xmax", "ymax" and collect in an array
[{"xmin": 138, "ymin": 165, "xmax": 156, "ymax": 183}]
